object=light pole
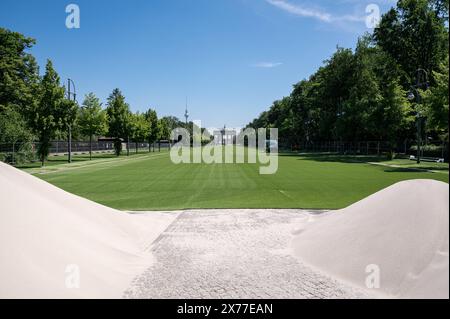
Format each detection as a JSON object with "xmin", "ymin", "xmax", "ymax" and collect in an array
[
  {"xmin": 67, "ymin": 79, "xmax": 77, "ymax": 163},
  {"xmin": 221, "ymin": 125, "xmax": 226, "ymax": 146},
  {"xmin": 407, "ymin": 69, "xmax": 429, "ymax": 164}
]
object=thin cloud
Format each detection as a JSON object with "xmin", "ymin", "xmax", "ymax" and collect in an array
[
  {"xmin": 266, "ymin": 0, "xmax": 365, "ymax": 24},
  {"xmin": 252, "ymin": 62, "xmax": 283, "ymax": 68}
]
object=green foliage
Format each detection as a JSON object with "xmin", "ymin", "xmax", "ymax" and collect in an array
[
  {"xmin": 0, "ymin": 28, "xmax": 40, "ymax": 112},
  {"xmin": 0, "ymin": 107, "xmax": 33, "ymax": 144},
  {"xmin": 106, "ymin": 88, "xmax": 131, "ymax": 155},
  {"xmin": 422, "ymin": 55, "xmax": 449, "ymax": 136},
  {"xmin": 374, "ymin": 0, "xmax": 448, "ymax": 86},
  {"xmin": 248, "ymin": 0, "xmax": 448, "ymax": 149},
  {"xmin": 79, "ymin": 92, "xmax": 108, "ymax": 158},
  {"xmin": 145, "ymin": 109, "xmax": 159, "ymax": 144},
  {"xmin": 79, "ymin": 93, "xmax": 108, "ymax": 138},
  {"xmin": 0, "ymin": 28, "xmax": 38, "ymax": 144},
  {"xmin": 130, "ymin": 112, "xmax": 150, "ymax": 143},
  {"xmin": 157, "ymin": 117, "xmax": 171, "ymax": 140},
  {"xmin": 386, "ymin": 150, "xmax": 396, "ymax": 160},
  {"xmin": 249, "ymin": 42, "xmax": 413, "ymax": 146},
  {"xmin": 160, "ymin": 116, "xmax": 181, "ymax": 131},
  {"xmin": 2, "ymin": 27, "xmax": 191, "ymax": 164},
  {"xmin": 2, "ymin": 141, "xmax": 35, "ymax": 165},
  {"xmin": 29, "ymin": 60, "xmax": 76, "ymax": 165}
]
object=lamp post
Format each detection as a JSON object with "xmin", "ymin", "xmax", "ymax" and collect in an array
[
  {"xmin": 407, "ymin": 69, "xmax": 429, "ymax": 164},
  {"xmin": 221, "ymin": 125, "xmax": 226, "ymax": 146},
  {"xmin": 66, "ymin": 79, "xmax": 77, "ymax": 163}
]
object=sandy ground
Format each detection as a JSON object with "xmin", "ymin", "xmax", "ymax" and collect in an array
[
  {"xmin": 0, "ymin": 162, "xmax": 177, "ymax": 298},
  {"xmin": 1, "ymin": 162, "xmax": 448, "ymax": 299},
  {"xmin": 292, "ymin": 179, "xmax": 449, "ymax": 299}
]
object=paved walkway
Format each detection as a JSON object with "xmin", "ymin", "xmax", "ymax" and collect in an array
[
  {"xmin": 124, "ymin": 210, "xmax": 370, "ymax": 299},
  {"xmin": 368, "ymin": 161, "xmax": 448, "ymax": 174}
]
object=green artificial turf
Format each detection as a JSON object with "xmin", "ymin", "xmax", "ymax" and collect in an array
[{"xmin": 32, "ymin": 151, "xmax": 448, "ymax": 211}]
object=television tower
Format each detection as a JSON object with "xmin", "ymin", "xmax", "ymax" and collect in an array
[{"xmin": 184, "ymin": 97, "xmax": 189, "ymax": 124}]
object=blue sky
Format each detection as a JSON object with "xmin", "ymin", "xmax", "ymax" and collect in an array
[{"xmin": 0, "ymin": 0, "xmax": 397, "ymax": 128}]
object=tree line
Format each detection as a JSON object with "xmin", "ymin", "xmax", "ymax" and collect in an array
[
  {"xmin": 246, "ymin": 0, "xmax": 449, "ymax": 156},
  {"xmin": 0, "ymin": 27, "xmax": 189, "ymax": 165}
]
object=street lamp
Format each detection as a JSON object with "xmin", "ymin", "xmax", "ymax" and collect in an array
[
  {"xmin": 66, "ymin": 78, "xmax": 77, "ymax": 163},
  {"xmin": 407, "ymin": 69, "xmax": 429, "ymax": 164}
]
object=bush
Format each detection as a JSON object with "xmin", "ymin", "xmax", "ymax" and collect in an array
[
  {"xmin": 410, "ymin": 143, "xmax": 447, "ymax": 158},
  {"xmin": 14, "ymin": 142, "xmax": 36, "ymax": 164},
  {"xmin": 0, "ymin": 142, "xmax": 36, "ymax": 165},
  {"xmin": 386, "ymin": 151, "xmax": 396, "ymax": 160},
  {"xmin": 410, "ymin": 144, "xmax": 442, "ymax": 152}
]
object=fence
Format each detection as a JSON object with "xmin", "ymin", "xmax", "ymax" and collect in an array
[
  {"xmin": 1, "ymin": 139, "xmax": 448, "ymax": 165},
  {"xmin": 0, "ymin": 140, "xmax": 173, "ymax": 165},
  {"xmin": 48, "ymin": 140, "xmax": 115, "ymax": 154},
  {"xmin": 279, "ymin": 140, "xmax": 449, "ymax": 161}
]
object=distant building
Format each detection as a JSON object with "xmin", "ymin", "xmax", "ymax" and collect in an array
[{"xmin": 212, "ymin": 126, "xmax": 236, "ymax": 145}]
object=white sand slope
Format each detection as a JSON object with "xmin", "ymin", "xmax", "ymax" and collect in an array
[
  {"xmin": 292, "ymin": 179, "xmax": 449, "ymax": 299},
  {"xmin": 0, "ymin": 162, "xmax": 177, "ymax": 299}
]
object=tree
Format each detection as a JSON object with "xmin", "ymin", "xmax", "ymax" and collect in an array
[
  {"xmin": 336, "ymin": 38, "xmax": 379, "ymax": 141},
  {"xmin": 0, "ymin": 107, "xmax": 35, "ymax": 164},
  {"xmin": 374, "ymin": 0, "xmax": 448, "ymax": 86},
  {"xmin": 157, "ymin": 117, "xmax": 171, "ymax": 141},
  {"xmin": 29, "ymin": 60, "xmax": 76, "ymax": 165},
  {"xmin": 422, "ymin": 55, "xmax": 449, "ymax": 137},
  {"xmin": 0, "ymin": 28, "xmax": 39, "ymax": 146},
  {"xmin": 246, "ymin": 35, "xmax": 418, "ymax": 157},
  {"xmin": 130, "ymin": 112, "xmax": 150, "ymax": 154},
  {"xmin": 145, "ymin": 109, "xmax": 158, "ymax": 151},
  {"xmin": 78, "ymin": 93, "xmax": 108, "ymax": 159},
  {"xmin": 106, "ymin": 89, "xmax": 131, "ymax": 156},
  {"xmin": 0, "ymin": 108, "xmax": 33, "ymax": 144}
]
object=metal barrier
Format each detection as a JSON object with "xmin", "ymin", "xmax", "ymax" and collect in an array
[
  {"xmin": 0, "ymin": 140, "xmax": 175, "ymax": 165},
  {"xmin": 278, "ymin": 140, "xmax": 448, "ymax": 161}
]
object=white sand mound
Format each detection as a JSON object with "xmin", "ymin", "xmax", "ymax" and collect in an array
[
  {"xmin": 0, "ymin": 162, "xmax": 177, "ymax": 298},
  {"xmin": 292, "ymin": 179, "xmax": 449, "ymax": 299}
]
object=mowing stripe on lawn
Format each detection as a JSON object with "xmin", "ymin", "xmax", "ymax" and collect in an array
[
  {"xmin": 30, "ymin": 152, "xmax": 168, "ymax": 175},
  {"xmin": 35, "ymin": 152, "xmax": 448, "ymax": 210}
]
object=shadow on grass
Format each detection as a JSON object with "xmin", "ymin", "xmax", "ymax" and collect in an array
[
  {"xmin": 279, "ymin": 152, "xmax": 386, "ymax": 164},
  {"xmin": 387, "ymin": 163, "xmax": 449, "ymax": 172},
  {"xmin": 382, "ymin": 167, "xmax": 449, "ymax": 174},
  {"xmin": 15, "ymin": 151, "xmax": 153, "ymax": 169}
]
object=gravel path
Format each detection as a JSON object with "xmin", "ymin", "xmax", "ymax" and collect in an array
[{"xmin": 124, "ymin": 209, "xmax": 370, "ymax": 299}]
